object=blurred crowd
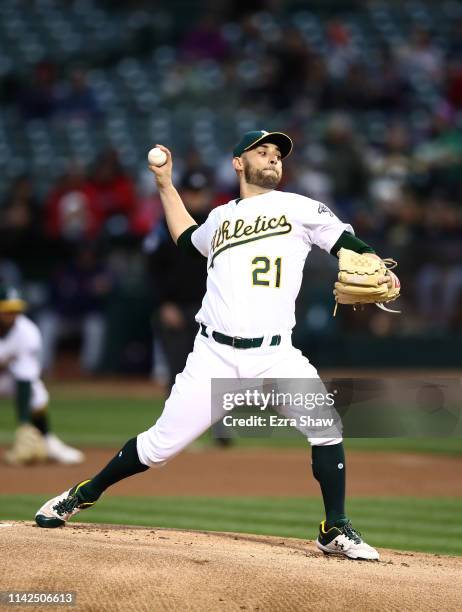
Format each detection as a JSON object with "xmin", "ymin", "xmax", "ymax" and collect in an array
[{"xmin": 1, "ymin": 0, "xmax": 462, "ymax": 373}]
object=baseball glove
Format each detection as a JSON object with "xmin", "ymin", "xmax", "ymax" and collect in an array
[
  {"xmin": 4, "ymin": 423, "xmax": 48, "ymax": 465},
  {"xmin": 333, "ymin": 248, "xmax": 401, "ymax": 316}
]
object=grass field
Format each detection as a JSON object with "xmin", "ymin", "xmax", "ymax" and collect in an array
[
  {"xmin": 1, "ymin": 388, "xmax": 461, "ymax": 454},
  {"xmin": 1, "ymin": 495, "xmax": 461, "ymax": 556}
]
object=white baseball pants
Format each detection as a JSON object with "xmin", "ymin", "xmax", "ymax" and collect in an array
[{"xmin": 137, "ymin": 331, "xmax": 342, "ymax": 467}]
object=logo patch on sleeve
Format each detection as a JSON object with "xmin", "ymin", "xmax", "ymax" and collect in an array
[{"xmin": 318, "ymin": 203, "xmax": 334, "ymax": 217}]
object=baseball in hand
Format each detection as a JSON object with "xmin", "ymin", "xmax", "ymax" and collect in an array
[{"xmin": 148, "ymin": 147, "xmax": 167, "ymax": 167}]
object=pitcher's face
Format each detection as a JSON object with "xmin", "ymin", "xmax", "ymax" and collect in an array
[
  {"xmin": 240, "ymin": 143, "xmax": 283, "ymax": 190},
  {"xmin": 0, "ymin": 311, "xmax": 18, "ymax": 332}
]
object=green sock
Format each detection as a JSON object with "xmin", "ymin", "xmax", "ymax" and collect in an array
[
  {"xmin": 31, "ymin": 411, "xmax": 50, "ymax": 435},
  {"xmin": 15, "ymin": 380, "xmax": 32, "ymax": 424},
  {"xmin": 78, "ymin": 437, "xmax": 149, "ymax": 503},
  {"xmin": 311, "ymin": 442, "xmax": 346, "ymax": 528}
]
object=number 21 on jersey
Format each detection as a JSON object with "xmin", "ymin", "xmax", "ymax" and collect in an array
[{"xmin": 251, "ymin": 256, "xmax": 282, "ymax": 288}]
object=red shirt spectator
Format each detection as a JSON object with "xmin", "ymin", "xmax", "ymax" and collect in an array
[
  {"xmin": 130, "ymin": 193, "xmax": 163, "ymax": 236},
  {"xmin": 45, "ymin": 166, "xmax": 102, "ymax": 240},
  {"xmin": 90, "ymin": 149, "xmax": 136, "ymax": 222}
]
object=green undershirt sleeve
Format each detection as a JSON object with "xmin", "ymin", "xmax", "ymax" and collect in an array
[
  {"xmin": 330, "ymin": 231, "xmax": 375, "ymax": 257},
  {"xmin": 15, "ymin": 380, "xmax": 32, "ymax": 424},
  {"xmin": 177, "ymin": 224, "xmax": 202, "ymax": 257}
]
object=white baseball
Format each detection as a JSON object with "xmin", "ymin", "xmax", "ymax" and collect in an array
[{"xmin": 148, "ymin": 147, "xmax": 167, "ymax": 167}]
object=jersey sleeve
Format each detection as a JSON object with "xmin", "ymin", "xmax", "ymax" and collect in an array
[
  {"xmin": 301, "ymin": 198, "xmax": 354, "ymax": 253},
  {"xmin": 190, "ymin": 209, "xmax": 218, "ymax": 257}
]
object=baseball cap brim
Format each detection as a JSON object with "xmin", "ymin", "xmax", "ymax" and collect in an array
[
  {"xmin": 0, "ymin": 299, "xmax": 26, "ymax": 313},
  {"xmin": 233, "ymin": 131, "xmax": 293, "ymax": 159}
]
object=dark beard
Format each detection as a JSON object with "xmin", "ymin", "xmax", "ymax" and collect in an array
[{"xmin": 243, "ymin": 162, "xmax": 281, "ymax": 189}]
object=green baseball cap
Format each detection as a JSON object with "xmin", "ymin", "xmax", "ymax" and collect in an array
[{"xmin": 233, "ymin": 130, "xmax": 293, "ymax": 159}]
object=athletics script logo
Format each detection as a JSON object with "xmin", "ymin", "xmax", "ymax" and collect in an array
[{"xmin": 209, "ymin": 214, "xmax": 292, "ymax": 267}]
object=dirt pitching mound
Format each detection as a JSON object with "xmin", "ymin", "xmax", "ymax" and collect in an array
[{"xmin": 1, "ymin": 523, "xmax": 461, "ymax": 612}]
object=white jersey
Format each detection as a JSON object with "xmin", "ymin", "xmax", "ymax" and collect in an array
[
  {"xmin": 0, "ymin": 314, "xmax": 42, "ymax": 380},
  {"xmin": 191, "ymin": 190, "xmax": 353, "ymax": 336}
]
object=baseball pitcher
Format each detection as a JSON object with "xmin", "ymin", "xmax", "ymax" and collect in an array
[{"xmin": 35, "ymin": 131, "xmax": 400, "ymax": 560}]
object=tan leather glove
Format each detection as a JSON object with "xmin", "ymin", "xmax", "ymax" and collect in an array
[
  {"xmin": 4, "ymin": 423, "xmax": 48, "ymax": 465},
  {"xmin": 333, "ymin": 248, "xmax": 401, "ymax": 315}
]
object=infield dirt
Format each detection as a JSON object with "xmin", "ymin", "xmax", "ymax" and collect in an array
[{"xmin": 1, "ymin": 522, "xmax": 461, "ymax": 611}]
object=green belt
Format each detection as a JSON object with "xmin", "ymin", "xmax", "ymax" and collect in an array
[{"xmin": 200, "ymin": 323, "xmax": 281, "ymax": 349}]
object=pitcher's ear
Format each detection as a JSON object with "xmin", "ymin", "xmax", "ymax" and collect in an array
[{"xmin": 233, "ymin": 156, "xmax": 243, "ymax": 172}]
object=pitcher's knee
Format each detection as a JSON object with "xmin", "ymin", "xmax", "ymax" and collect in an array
[
  {"xmin": 136, "ymin": 429, "xmax": 178, "ymax": 468},
  {"xmin": 309, "ymin": 436, "xmax": 343, "ymax": 447}
]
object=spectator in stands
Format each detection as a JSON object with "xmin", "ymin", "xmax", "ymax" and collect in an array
[
  {"xmin": 267, "ymin": 27, "xmax": 313, "ymax": 110},
  {"xmin": 0, "ymin": 175, "xmax": 40, "ymax": 240},
  {"xmin": 415, "ymin": 196, "xmax": 462, "ymax": 330},
  {"xmin": 397, "ymin": 27, "xmax": 443, "ymax": 83},
  {"xmin": 130, "ymin": 170, "xmax": 163, "ymax": 237},
  {"xmin": 38, "ymin": 244, "xmax": 112, "ymax": 373},
  {"xmin": 44, "ymin": 163, "xmax": 101, "ymax": 242},
  {"xmin": 325, "ymin": 20, "xmax": 357, "ymax": 80},
  {"xmin": 369, "ymin": 123, "xmax": 414, "ymax": 215},
  {"xmin": 323, "ymin": 114, "xmax": 369, "ymax": 215},
  {"xmin": 90, "ymin": 148, "xmax": 136, "ymax": 231},
  {"xmin": 414, "ymin": 107, "xmax": 462, "ymax": 199},
  {"xmin": 0, "ymin": 175, "xmax": 43, "ymax": 273},
  {"xmin": 57, "ymin": 67, "xmax": 100, "ymax": 122}
]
